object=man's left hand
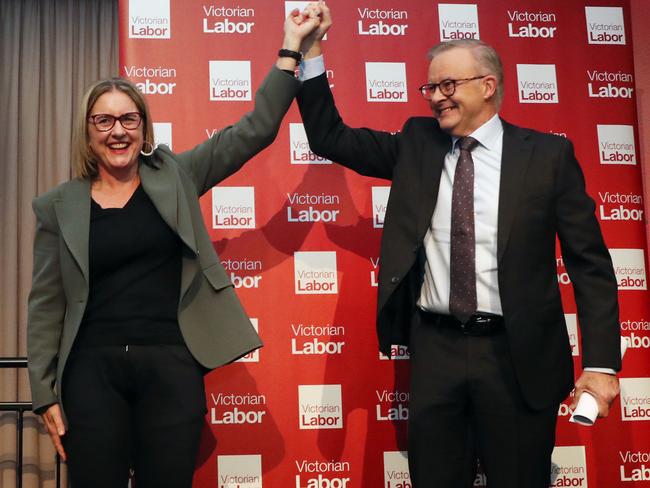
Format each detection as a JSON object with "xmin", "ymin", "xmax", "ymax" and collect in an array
[{"xmin": 571, "ymin": 371, "xmax": 620, "ymax": 418}]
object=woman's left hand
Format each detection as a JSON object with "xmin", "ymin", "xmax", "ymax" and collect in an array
[{"xmin": 41, "ymin": 403, "xmax": 67, "ymax": 461}]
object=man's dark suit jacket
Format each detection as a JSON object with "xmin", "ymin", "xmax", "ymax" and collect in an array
[{"xmin": 297, "ymin": 73, "xmax": 621, "ymax": 410}]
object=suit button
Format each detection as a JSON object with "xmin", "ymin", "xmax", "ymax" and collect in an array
[
  {"xmin": 412, "ymin": 245, "xmax": 419, "ymax": 253},
  {"xmin": 391, "ymin": 276, "xmax": 399, "ymax": 284}
]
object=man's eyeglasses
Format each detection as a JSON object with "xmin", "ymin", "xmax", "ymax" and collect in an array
[
  {"xmin": 87, "ymin": 112, "xmax": 143, "ymax": 132},
  {"xmin": 418, "ymin": 75, "xmax": 488, "ymax": 100}
]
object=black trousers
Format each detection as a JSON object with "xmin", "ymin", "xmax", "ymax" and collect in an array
[
  {"xmin": 408, "ymin": 312, "xmax": 559, "ymax": 488},
  {"xmin": 62, "ymin": 344, "xmax": 207, "ymax": 488}
]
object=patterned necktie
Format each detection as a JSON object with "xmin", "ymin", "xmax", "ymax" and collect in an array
[{"xmin": 449, "ymin": 136, "xmax": 479, "ymax": 323}]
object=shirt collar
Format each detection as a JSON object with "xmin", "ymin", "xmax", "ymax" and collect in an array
[{"xmin": 451, "ymin": 114, "xmax": 503, "ymax": 152}]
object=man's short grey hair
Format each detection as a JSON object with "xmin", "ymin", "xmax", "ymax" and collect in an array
[{"xmin": 427, "ymin": 39, "xmax": 504, "ymax": 108}]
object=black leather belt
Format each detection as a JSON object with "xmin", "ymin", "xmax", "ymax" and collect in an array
[{"xmin": 420, "ymin": 310, "xmax": 504, "ymax": 336}]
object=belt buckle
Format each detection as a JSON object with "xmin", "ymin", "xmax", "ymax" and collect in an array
[
  {"xmin": 463, "ymin": 314, "xmax": 497, "ymax": 336},
  {"xmin": 472, "ymin": 314, "xmax": 492, "ymax": 327}
]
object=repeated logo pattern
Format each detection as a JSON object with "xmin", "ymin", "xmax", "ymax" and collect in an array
[{"xmin": 121, "ymin": 1, "xmax": 647, "ymax": 486}]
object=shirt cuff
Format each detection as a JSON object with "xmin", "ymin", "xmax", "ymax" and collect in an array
[
  {"xmin": 299, "ymin": 55, "xmax": 325, "ymax": 81},
  {"xmin": 584, "ymin": 367, "xmax": 617, "ymax": 375}
]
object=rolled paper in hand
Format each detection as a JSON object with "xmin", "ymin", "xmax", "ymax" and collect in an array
[
  {"xmin": 569, "ymin": 337, "xmax": 628, "ymax": 426},
  {"xmin": 570, "ymin": 391, "xmax": 599, "ymax": 426}
]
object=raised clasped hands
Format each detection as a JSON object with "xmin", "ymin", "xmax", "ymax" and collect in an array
[
  {"xmin": 283, "ymin": 3, "xmax": 323, "ymax": 51},
  {"xmin": 299, "ymin": 1, "xmax": 332, "ymax": 59},
  {"xmin": 278, "ymin": 2, "xmax": 324, "ymax": 70},
  {"xmin": 283, "ymin": 2, "xmax": 332, "ymax": 54}
]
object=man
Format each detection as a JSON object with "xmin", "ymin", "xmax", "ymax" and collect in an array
[{"xmin": 296, "ymin": 5, "xmax": 621, "ymax": 487}]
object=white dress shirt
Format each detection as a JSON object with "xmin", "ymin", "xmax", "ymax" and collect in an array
[{"xmin": 418, "ymin": 114, "xmax": 503, "ymax": 315}]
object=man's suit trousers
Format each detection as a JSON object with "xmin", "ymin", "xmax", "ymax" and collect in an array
[{"xmin": 408, "ymin": 311, "xmax": 559, "ymax": 488}]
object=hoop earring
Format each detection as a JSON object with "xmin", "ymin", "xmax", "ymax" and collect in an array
[{"xmin": 140, "ymin": 141, "xmax": 154, "ymax": 156}]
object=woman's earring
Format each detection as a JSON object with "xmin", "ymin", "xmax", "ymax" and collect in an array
[{"xmin": 140, "ymin": 141, "xmax": 154, "ymax": 156}]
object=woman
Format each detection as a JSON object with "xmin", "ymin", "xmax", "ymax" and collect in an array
[{"xmin": 27, "ymin": 7, "xmax": 321, "ymax": 487}]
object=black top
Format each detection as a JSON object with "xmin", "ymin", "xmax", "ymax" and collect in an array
[{"xmin": 74, "ymin": 184, "xmax": 184, "ymax": 347}]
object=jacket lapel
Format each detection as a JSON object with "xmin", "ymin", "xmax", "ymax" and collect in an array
[
  {"xmin": 139, "ymin": 161, "xmax": 198, "ymax": 255},
  {"xmin": 497, "ymin": 120, "xmax": 533, "ymax": 263},
  {"xmin": 52, "ymin": 162, "xmax": 199, "ymax": 300},
  {"xmin": 54, "ymin": 178, "xmax": 91, "ymax": 284}
]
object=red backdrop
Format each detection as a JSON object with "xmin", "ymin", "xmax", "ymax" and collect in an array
[{"xmin": 119, "ymin": 0, "xmax": 649, "ymax": 486}]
